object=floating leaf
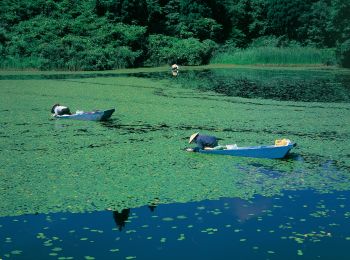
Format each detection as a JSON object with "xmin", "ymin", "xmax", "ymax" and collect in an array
[
  {"xmin": 11, "ymin": 250, "xmax": 22, "ymax": 255},
  {"xmin": 162, "ymin": 217, "xmax": 174, "ymax": 221}
]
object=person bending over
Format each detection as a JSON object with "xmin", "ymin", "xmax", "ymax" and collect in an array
[
  {"xmin": 51, "ymin": 103, "xmax": 71, "ymax": 116},
  {"xmin": 187, "ymin": 132, "xmax": 219, "ymax": 152}
]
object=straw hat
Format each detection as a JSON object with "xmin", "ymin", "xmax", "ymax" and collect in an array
[{"xmin": 189, "ymin": 132, "xmax": 199, "ymax": 143}]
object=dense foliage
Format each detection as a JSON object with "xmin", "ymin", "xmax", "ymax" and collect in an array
[{"xmin": 0, "ymin": 0, "xmax": 349, "ymax": 70}]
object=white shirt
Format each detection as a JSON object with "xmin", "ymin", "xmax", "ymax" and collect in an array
[{"xmin": 54, "ymin": 105, "xmax": 68, "ymax": 115}]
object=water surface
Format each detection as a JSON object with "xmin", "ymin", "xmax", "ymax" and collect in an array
[{"xmin": 0, "ymin": 67, "xmax": 349, "ymax": 258}]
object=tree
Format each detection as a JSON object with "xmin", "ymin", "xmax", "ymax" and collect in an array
[
  {"xmin": 330, "ymin": 0, "xmax": 350, "ymax": 44},
  {"xmin": 163, "ymin": 0, "xmax": 223, "ymax": 41},
  {"xmin": 298, "ymin": 0, "xmax": 334, "ymax": 47},
  {"xmin": 221, "ymin": 0, "xmax": 267, "ymax": 47},
  {"xmin": 330, "ymin": 0, "xmax": 350, "ymax": 67},
  {"xmin": 146, "ymin": 34, "xmax": 217, "ymax": 66},
  {"xmin": 266, "ymin": 0, "xmax": 318, "ymax": 42}
]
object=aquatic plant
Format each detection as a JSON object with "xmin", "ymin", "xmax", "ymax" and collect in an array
[{"xmin": 0, "ymin": 68, "xmax": 349, "ymax": 217}]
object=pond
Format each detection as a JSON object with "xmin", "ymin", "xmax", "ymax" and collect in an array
[{"xmin": 0, "ymin": 67, "xmax": 350, "ymax": 259}]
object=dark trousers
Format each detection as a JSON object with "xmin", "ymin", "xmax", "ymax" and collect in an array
[{"xmin": 58, "ymin": 107, "xmax": 71, "ymax": 115}]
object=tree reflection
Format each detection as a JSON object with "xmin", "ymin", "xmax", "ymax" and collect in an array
[
  {"xmin": 148, "ymin": 198, "xmax": 160, "ymax": 212},
  {"xmin": 113, "ymin": 209, "xmax": 130, "ymax": 231}
]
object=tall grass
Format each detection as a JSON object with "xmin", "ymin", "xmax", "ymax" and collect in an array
[
  {"xmin": 0, "ymin": 56, "xmax": 45, "ymax": 70},
  {"xmin": 210, "ymin": 46, "xmax": 335, "ymax": 65}
]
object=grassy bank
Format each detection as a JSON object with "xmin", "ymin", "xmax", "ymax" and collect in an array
[{"xmin": 210, "ymin": 46, "xmax": 335, "ymax": 66}]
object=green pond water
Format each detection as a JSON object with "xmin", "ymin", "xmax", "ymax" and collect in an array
[{"xmin": 0, "ymin": 67, "xmax": 349, "ymax": 219}]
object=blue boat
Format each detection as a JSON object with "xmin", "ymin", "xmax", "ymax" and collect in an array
[
  {"xmin": 198, "ymin": 143, "xmax": 296, "ymax": 159},
  {"xmin": 53, "ymin": 108, "xmax": 115, "ymax": 121}
]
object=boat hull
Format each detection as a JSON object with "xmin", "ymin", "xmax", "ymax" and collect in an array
[
  {"xmin": 199, "ymin": 143, "xmax": 295, "ymax": 159},
  {"xmin": 54, "ymin": 108, "xmax": 115, "ymax": 121}
]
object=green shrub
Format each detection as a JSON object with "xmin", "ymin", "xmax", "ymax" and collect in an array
[{"xmin": 146, "ymin": 34, "xmax": 217, "ymax": 66}]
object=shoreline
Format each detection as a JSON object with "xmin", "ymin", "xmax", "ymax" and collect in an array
[{"xmin": 0, "ymin": 64, "xmax": 349, "ymax": 75}]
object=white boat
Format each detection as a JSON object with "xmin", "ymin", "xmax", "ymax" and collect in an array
[
  {"xmin": 53, "ymin": 108, "xmax": 115, "ymax": 121},
  {"xmin": 198, "ymin": 142, "xmax": 296, "ymax": 159}
]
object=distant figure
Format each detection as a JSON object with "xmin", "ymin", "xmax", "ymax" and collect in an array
[
  {"xmin": 51, "ymin": 103, "xmax": 71, "ymax": 116},
  {"xmin": 187, "ymin": 132, "xmax": 219, "ymax": 152},
  {"xmin": 113, "ymin": 209, "xmax": 131, "ymax": 231},
  {"xmin": 171, "ymin": 64, "xmax": 179, "ymax": 71},
  {"xmin": 148, "ymin": 198, "xmax": 160, "ymax": 212},
  {"xmin": 171, "ymin": 64, "xmax": 179, "ymax": 77}
]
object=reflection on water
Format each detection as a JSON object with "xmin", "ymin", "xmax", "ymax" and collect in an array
[
  {"xmin": 113, "ymin": 209, "xmax": 130, "ymax": 231},
  {"xmin": 1, "ymin": 190, "xmax": 350, "ymax": 259},
  {"xmin": 230, "ymin": 197, "xmax": 272, "ymax": 222},
  {"xmin": 112, "ymin": 199, "xmax": 161, "ymax": 231},
  {"xmin": 148, "ymin": 198, "xmax": 160, "ymax": 212}
]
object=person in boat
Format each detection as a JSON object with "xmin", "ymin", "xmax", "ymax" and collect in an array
[
  {"xmin": 51, "ymin": 103, "xmax": 71, "ymax": 116},
  {"xmin": 187, "ymin": 132, "xmax": 220, "ymax": 152}
]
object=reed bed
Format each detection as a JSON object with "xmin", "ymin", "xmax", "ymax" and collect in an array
[
  {"xmin": 0, "ymin": 56, "xmax": 45, "ymax": 70},
  {"xmin": 211, "ymin": 46, "xmax": 334, "ymax": 65}
]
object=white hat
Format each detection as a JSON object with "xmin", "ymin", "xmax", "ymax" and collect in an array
[{"xmin": 189, "ymin": 132, "xmax": 199, "ymax": 143}]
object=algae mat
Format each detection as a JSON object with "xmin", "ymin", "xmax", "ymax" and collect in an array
[{"xmin": 0, "ymin": 71, "xmax": 349, "ymax": 217}]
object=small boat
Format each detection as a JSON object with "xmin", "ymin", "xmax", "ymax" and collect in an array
[
  {"xmin": 198, "ymin": 142, "xmax": 296, "ymax": 159},
  {"xmin": 54, "ymin": 108, "xmax": 115, "ymax": 121}
]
